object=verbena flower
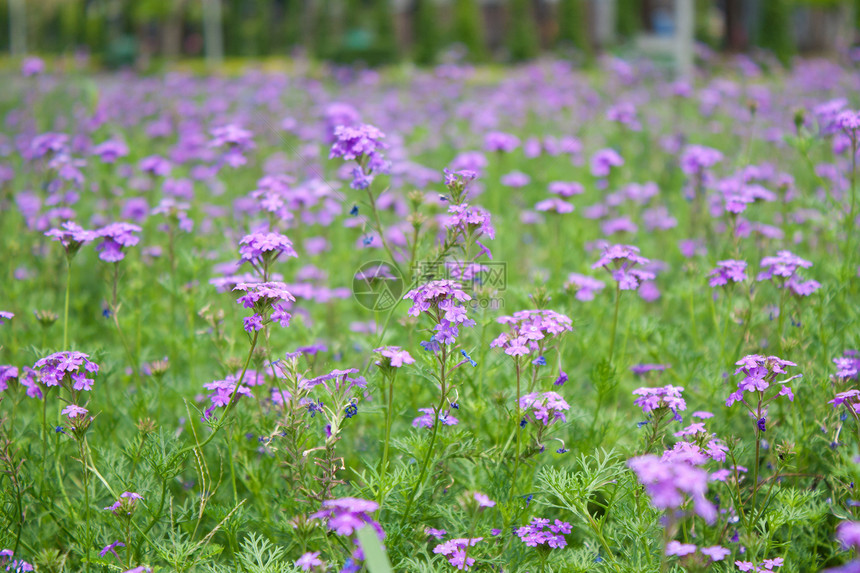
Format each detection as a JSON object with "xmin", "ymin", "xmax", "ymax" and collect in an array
[
  {"xmin": 490, "ymin": 309, "xmax": 573, "ymax": 357},
  {"xmin": 518, "ymin": 392, "xmax": 570, "ymax": 427},
  {"xmin": 0, "ymin": 549, "xmax": 34, "ymax": 572},
  {"xmin": 233, "ymin": 282, "xmax": 295, "ymax": 332},
  {"xmin": 310, "ymin": 497, "xmax": 384, "ymax": 539},
  {"xmin": 701, "ymin": 546, "xmax": 731, "ymax": 561},
  {"xmin": 627, "ymin": 455, "xmax": 717, "ymax": 523},
  {"xmin": 484, "ymin": 131, "xmax": 519, "ymax": 153},
  {"xmin": 756, "ymin": 251, "xmax": 820, "ymax": 297},
  {"xmin": 665, "ymin": 541, "xmax": 697, "ymax": 556},
  {"xmin": 104, "ymin": 492, "xmax": 143, "ymax": 516},
  {"xmin": 95, "ymin": 222, "xmax": 142, "ymax": 262},
  {"xmin": 209, "ymin": 124, "xmax": 255, "ymax": 168},
  {"xmin": 680, "ymin": 145, "xmax": 723, "ymax": 177},
  {"xmin": 591, "ymin": 148, "xmax": 624, "ymax": 177},
  {"xmin": 413, "ymin": 407, "xmax": 458, "ymax": 429},
  {"xmin": 832, "ymin": 350, "xmax": 860, "ymax": 382},
  {"xmin": 726, "ymin": 355, "xmax": 799, "ymax": 408},
  {"xmin": 515, "ymin": 517, "xmax": 571, "ymax": 548},
  {"xmin": 403, "ymin": 280, "xmax": 475, "ymax": 345},
  {"xmin": 238, "ymin": 231, "xmax": 298, "ymax": 273},
  {"xmin": 632, "ymin": 385, "xmax": 686, "ymax": 420},
  {"xmin": 374, "ymin": 346, "xmax": 415, "ymax": 368},
  {"xmin": 330, "ymin": 124, "xmax": 387, "ymax": 161},
  {"xmin": 295, "ymin": 551, "xmax": 324, "ymax": 571},
  {"xmin": 592, "ymin": 244, "xmax": 655, "ymax": 290},
  {"xmin": 33, "ymin": 351, "xmax": 99, "ymax": 391},
  {"xmin": 708, "ymin": 260, "xmax": 748, "ymax": 287},
  {"xmin": 45, "ymin": 222, "xmax": 98, "ymax": 260},
  {"xmin": 433, "ymin": 537, "xmax": 482, "ymax": 570},
  {"xmin": 0, "ymin": 311, "xmax": 13, "ymax": 325}
]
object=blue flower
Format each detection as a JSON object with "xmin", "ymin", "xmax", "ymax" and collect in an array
[
  {"xmin": 345, "ymin": 403, "xmax": 358, "ymax": 418},
  {"xmin": 349, "ymin": 204, "xmax": 359, "ymax": 216},
  {"xmin": 461, "ymin": 350, "xmax": 478, "ymax": 367},
  {"xmin": 532, "ymin": 355, "xmax": 546, "ymax": 366}
]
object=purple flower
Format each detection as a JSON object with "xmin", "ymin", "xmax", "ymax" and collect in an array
[
  {"xmin": 413, "ymin": 407, "xmax": 459, "ymax": 429},
  {"xmin": 591, "ymin": 148, "xmax": 624, "ymax": 177},
  {"xmin": 295, "ymin": 552, "xmax": 323, "ymax": 571},
  {"xmin": 433, "ymin": 537, "xmax": 482, "ymax": 570},
  {"xmin": 33, "ymin": 351, "xmax": 99, "ymax": 391},
  {"xmin": 548, "ymin": 181, "xmax": 584, "ymax": 197},
  {"xmin": 21, "ymin": 56, "xmax": 45, "ymax": 77},
  {"xmin": 92, "ymin": 139, "xmax": 129, "ymax": 163},
  {"xmin": 473, "ymin": 492, "xmax": 495, "ymax": 507},
  {"xmin": 592, "ymin": 244, "xmax": 654, "ymax": 290},
  {"xmin": 46, "ymin": 222, "xmax": 98, "ymax": 259},
  {"xmin": 61, "ymin": 404, "xmax": 88, "ymax": 419},
  {"xmin": 330, "ymin": 124, "xmax": 387, "ymax": 161},
  {"xmin": 632, "ymin": 385, "xmax": 686, "ymax": 417},
  {"xmin": 374, "ymin": 346, "xmax": 415, "ymax": 368},
  {"xmin": 701, "ymin": 545, "xmax": 731, "ymax": 561},
  {"xmin": 239, "ymin": 232, "xmax": 298, "ymax": 267},
  {"xmin": 403, "ymin": 280, "xmax": 475, "ymax": 345},
  {"xmin": 104, "ymin": 492, "xmax": 143, "ymax": 515},
  {"xmin": 627, "ymin": 455, "xmax": 717, "ymax": 523},
  {"xmin": 680, "ymin": 145, "xmax": 723, "ymax": 176},
  {"xmin": 838, "ymin": 521, "xmax": 860, "ymax": 550},
  {"xmin": 708, "ymin": 260, "xmax": 748, "ymax": 287},
  {"xmin": 484, "ymin": 131, "xmax": 520, "ymax": 153},
  {"xmin": 426, "ymin": 527, "xmax": 447, "ymax": 540},
  {"xmin": 99, "ymin": 541, "xmax": 125, "ymax": 559},
  {"xmin": 310, "ymin": 497, "xmax": 384, "ymax": 541},
  {"xmin": 727, "ymin": 354, "xmax": 799, "ymax": 408},
  {"xmin": 757, "ymin": 251, "xmax": 819, "ymax": 296},
  {"xmin": 95, "ymin": 222, "xmax": 142, "ymax": 262},
  {"xmin": 519, "ymin": 392, "xmax": 570, "ymax": 427},
  {"xmin": 833, "ymin": 351, "xmax": 860, "ymax": 382},
  {"xmin": 0, "ymin": 311, "xmax": 13, "ymax": 326},
  {"xmin": 666, "ymin": 541, "xmax": 697, "ymax": 556},
  {"xmin": 515, "ymin": 517, "xmax": 570, "ymax": 549}
]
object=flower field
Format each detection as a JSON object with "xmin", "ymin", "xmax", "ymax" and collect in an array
[{"xmin": 1, "ymin": 53, "xmax": 860, "ymax": 572}]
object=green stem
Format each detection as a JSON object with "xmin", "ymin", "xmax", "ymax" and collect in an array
[
  {"xmin": 171, "ymin": 329, "xmax": 260, "ymax": 462},
  {"xmin": 608, "ymin": 284, "xmax": 621, "ymax": 364},
  {"xmin": 510, "ymin": 359, "xmax": 522, "ymax": 502},
  {"xmin": 63, "ymin": 258, "xmax": 71, "ymax": 349},
  {"xmin": 400, "ymin": 347, "xmax": 447, "ymax": 527},
  {"xmin": 378, "ymin": 372, "xmax": 395, "ymax": 506}
]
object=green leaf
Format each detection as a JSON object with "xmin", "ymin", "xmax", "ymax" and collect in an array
[{"xmin": 357, "ymin": 525, "xmax": 394, "ymax": 573}]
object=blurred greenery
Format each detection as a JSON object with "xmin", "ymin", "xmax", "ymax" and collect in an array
[{"xmin": 0, "ymin": 0, "xmax": 856, "ymax": 68}]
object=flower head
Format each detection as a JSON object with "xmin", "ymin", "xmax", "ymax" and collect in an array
[
  {"xmin": 95, "ymin": 222, "xmax": 142, "ymax": 262},
  {"xmin": 33, "ymin": 351, "xmax": 99, "ymax": 391}
]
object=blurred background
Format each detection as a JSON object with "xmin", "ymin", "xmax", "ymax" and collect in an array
[{"xmin": 1, "ymin": 0, "xmax": 858, "ymax": 69}]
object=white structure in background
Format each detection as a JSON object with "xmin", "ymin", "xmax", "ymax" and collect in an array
[
  {"xmin": 635, "ymin": 0, "xmax": 695, "ymax": 79},
  {"xmin": 9, "ymin": 0, "xmax": 26, "ymax": 55},
  {"xmin": 594, "ymin": 0, "xmax": 617, "ymax": 46}
]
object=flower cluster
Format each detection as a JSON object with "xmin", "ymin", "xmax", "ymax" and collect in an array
[
  {"xmin": 444, "ymin": 203, "xmax": 496, "ymax": 242},
  {"xmin": 374, "ymin": 346, "xmax": 415, "ymax": 369},
  {"xmin": 627, "ymin": 455, "xmax": 717, "ymax": 523},
  {"xmin": 490, "ymin": 309, "xmax": 573, "ymax": 358},
  {"xmin": 432, "ymin": 537, "xmax": 482, "ymax": 570},
  {"xmin": 238, "ymin": 231, "xmax": 298, "ymax": 272},
  {"xmin": 833, "ymin": 350, "xmax": 859, "ymax": 382},
  {"xmin": 413, "ymin": 407, "xmax": 459, "ymax": 429},
  {"xmin": 735, "ymin": 557, "xmax": 784, "ymax": 572},
  {"xmin": 95, "ymin": 222, "xmax": 142, "ymax": 263},
  {"xmin": 329, "ymin": 124, "xmax": 390, "ymax": 189},
  {"xmin": 0, "ymin": 366, "xmax": 41, "ymax": 398},
  {"xmin": 515, "ymin": 517, "xmax": 571, "ymax": 548},
  {"xmin": 633, "ymin": 385, "xmax": 686, "ymax": 420},
  {"xmin": 708, "ymin": 260, "xmax": 747, "ymax": 287},
  {"xmin": 209, "ymin": 124, "xmax": 255, "ymax": 168},
  {"xmin": 757, "ymin": 251, "xmax": 820, "ymax": 297},
  {"xmin": 45, "ymin": 222, "xmax": 98, "ymax": 259},
  {"xmin": 403, "ymin": 280, "xmax": 475, "ymax": 346},
  {"xmin": 33, "ymin": 351, "xmax": 99, "ymax": 392},
  {"xmin": 565, "ymin": 273, "xmax": 606, "ymax": 301},
  {"xmin": 104, "ymin": 492, "xmax": 143, "ymax": 516},
  {"xmin": 0, "ymin": 549, "xmax": 34, "ymax": 572},
  {"xmin": 233, "ymin": 282, "xmax": 295, "ymax": 332},
  {"xmin": 726, "ymin": 355, "xmax": 799, "ymax": 409},
  {"xmin": 518, "ymin": 392, "xmax": 570, "ymax": 428},
  {"xmin": 592, "ymin": 244, "xmax": 655, "ymax": 290}
]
